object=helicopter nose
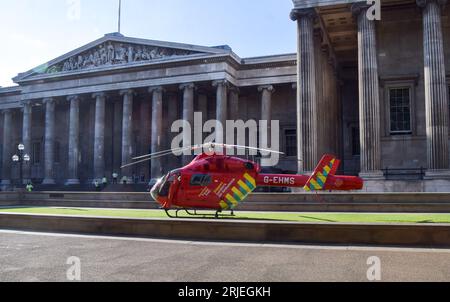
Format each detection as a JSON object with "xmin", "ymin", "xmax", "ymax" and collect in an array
[{"xmin": 150, "ymin": 184, "xmax": 159, "ymax": 201}]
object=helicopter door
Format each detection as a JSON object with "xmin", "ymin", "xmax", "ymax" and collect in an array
[{"xmin": 177, "ymin": 173, "xmax": 214, "ymax": 206}]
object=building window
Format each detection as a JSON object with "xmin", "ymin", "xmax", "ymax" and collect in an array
[
  {"xmin": 389, "ymin": 87, "xmax": 412, "ymax": 135},
  {"xmin": 351, "ymin": 126, "xmax": 360, "ymax": 156},
  {"xmin": 32, "ymin": 142, "xmax": 41, "ymax": 165},
  {"xmin": 285, "ymin": 129, "xmax": 297, "ymax": 157},
  {"xmin": 190, "ymin": 174, "xmax": 212, "ymax": 186}
]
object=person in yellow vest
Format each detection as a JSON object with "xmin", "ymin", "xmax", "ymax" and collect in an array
[{"xmin": 26, "ymin": 182, "xmax": 34, "ymax": 192}]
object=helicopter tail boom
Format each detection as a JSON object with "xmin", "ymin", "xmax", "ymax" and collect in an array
[{"xmin": 256, "ymin": 154, "xmax": 363, "ymax": 191}]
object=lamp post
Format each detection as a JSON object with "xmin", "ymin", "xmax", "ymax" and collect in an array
[{"xmin": 12, "ymin": 143, "xmax": 31, "ymax": 187}]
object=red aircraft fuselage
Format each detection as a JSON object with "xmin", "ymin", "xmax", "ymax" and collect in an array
[{"xmin": 150, "ymin": 153, "xmax": 363, "ymax": 211}]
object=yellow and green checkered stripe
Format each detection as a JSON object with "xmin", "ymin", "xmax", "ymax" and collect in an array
[
  {"xmin": 304, "ymin": 159, "xmax": 336, "ymax": 192},
  {"xmin": 220, "ymin": 173, "xmax": 256, "ymax": 210}
]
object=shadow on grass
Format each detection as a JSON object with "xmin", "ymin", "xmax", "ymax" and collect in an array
[
  {"xmin": 171, "ymin": 214, "xmax": 285, "ymax": 222},
  {"xmin": 57, "ymin": 208, "xmax": 90, "ymax": 212},
  {"xmin": 0, "ymin": 206, "xmax": 91, "ymax": 213},
  {"xmin": 297, "ymin": 215, "xmax": 337, "ymax": 223}
]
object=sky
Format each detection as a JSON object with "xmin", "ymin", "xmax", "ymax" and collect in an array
[{"xmin": 0, "ymin": 0, "xmax": 297, "ymax": 87}]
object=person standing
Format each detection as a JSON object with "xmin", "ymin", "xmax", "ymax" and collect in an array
[
  {"xmin": 102, "ymin": 176, "xmax": 108, "ymax": 188},
  {"xmin": 112, "ymin": 172, "xmax": 118, "ymax": 184},
  {"xmin": 26, "ymin": 182, "xmax": 34, "ymax": 192}
]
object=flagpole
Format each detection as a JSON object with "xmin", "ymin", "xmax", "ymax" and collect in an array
[{"xmin": 118, "ymin": 0, "xmax": 122, "ymax": 33}]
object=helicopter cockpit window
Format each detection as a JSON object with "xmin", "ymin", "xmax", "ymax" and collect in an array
[
  {"xmin": 158, "ymin": 176, "xmax": 171, "ymax": 197},
  {"xmin": 190, "ymin": 174, "xmax": 212, "ymax": 186}
]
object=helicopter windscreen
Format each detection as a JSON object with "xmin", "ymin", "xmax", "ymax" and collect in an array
[
  {"xmin": 151, "ymin": 169, "xmax": 181, "ymax": 199},
  {"xmin": 158, "ymin": 174, "xmax": 171, "ymax": 197}
]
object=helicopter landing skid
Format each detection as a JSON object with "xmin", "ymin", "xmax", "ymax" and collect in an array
[{"xmin": 164, "ymin": 208, "xmax": 236, "ymax": 219}]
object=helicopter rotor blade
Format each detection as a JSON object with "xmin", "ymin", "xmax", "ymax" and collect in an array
[
  {"xmin": 128, "ymin": 143, "xmax": 284, "ymax": 167},
  {"xmin": 223, "ymin": 144, "xmax": 284, "ymax": 155},
  {"xmin": 132, "ymin": 146, "xmax": 194, "ymax": 160},
  {"xmin": 121, "ymin": 150, "xmax": 181, "ymax": 169},
  {"xmin": 195, "ymin": 143, "xmax": 284, "ymax": 155}
]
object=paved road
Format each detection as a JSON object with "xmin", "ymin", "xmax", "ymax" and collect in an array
[{"xmin": 0, "ymin": 229, "xmax": 449, "ymax": 282}]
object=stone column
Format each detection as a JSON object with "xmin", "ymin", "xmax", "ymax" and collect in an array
[
  {"xmin": 258, "ymin": 85, "xmax": 275, "ymax": 134},
  {"xmin": 197, "ymin": 93, "xmax": 208, "ymax": 146},
  {"xmin": 93, "ymin": 92, "xmax": 106, "ymax": 180},
  {"xmin": 120, "ymin": 89, "xmax": 134, "ymax": 178},
  {"xmin": 213, "ymin": 80, "xmax": 228, "ymax": 144},
  {"xmin": 228, "ymin": 86, "xmax": 239, "ymax": 121},
  {"xmin": 167, "ymin": 92, "xmax": 180, "ymax": 170},
  {"xmin": 22, "ymin": 101, "xmax": 32, "ymax": 184},
  {"xmin": 351, "ymin": 3, "xmax": 383, "ymax": 178},
  {"xmin": 42, "ymin": 98, "xmax": 56, "ymax": 185},
  {"xmin": 180, "ymin": 83, "xmax": 195, "ymax": 165},
  {"xmin": 258, "ymin": 85, "xmax": 275, "ymax": 165},
  {"xmin": 140, "ymin": 95, "xmax": 152, "ymax": 180},
  {"xmin": 66, "ymin": 95, "xmax": 80, "ymax": 185},
  {"xmin": 1, "ymin": 110, "xmax": 12, "ymax": 186},
  {"xmin": 417, "ymin": 0, "xmax": 449, "ymax": 175},
  {"xmin": 149, "ymin": 86, "xmax": 164, "ymax": 179},
  {"xmin": 290, "ymin": 9, "xmax": 318, "ymax": 172}
]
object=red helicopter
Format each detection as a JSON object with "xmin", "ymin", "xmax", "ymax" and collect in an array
[{"xmin": 122, "ymin": 143, "xmax": 364, "ymax": 218}]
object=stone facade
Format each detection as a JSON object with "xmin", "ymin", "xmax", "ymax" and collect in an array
[
  {"xmin": 0, "ymin": 33, "xmax": 298, "ymax": 188},
  {"xmin": 1, "ymin": 0, "xmax": 450, "ymax": 192},
  {"xmin": 290, "ymin": 0, "xmax": 450, "ymax": 191}
]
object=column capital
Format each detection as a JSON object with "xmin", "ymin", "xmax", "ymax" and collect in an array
[
  {"xmin": 66, "ymin": 95, "xmax": 80, "ymax": 102},
  {"xmin": 179, "ymin": 82, "xmax": 196, "ymax": 91},
  {"xmin": 290, "ymin": 8, "xmax": 316, "ymax": 21},
  {"xmin": 92, "ymin": 92, "xmax": 106, "ymax": 99},
  {"xmin": 417, "ymin": 0, "xmax": 447, "ymax": 8},
  {"xmin": 351, "ymin": 2, "xmax": 371, "ymax": 17},
  {"xmin": 212, "ymin": 80, "xmax": 229, "ymax": 88},
  {"xmin": 43, "ymin": 97, "xmax": 55, "ymax": 105},
  {"xmin": 148, "ymin": 86, "xmax": 165, "ymax": 94},
  {"xmin": 2, "ymin": 108, "xmax": 12, "ymax": 115},
  {"xmin": 228, "ymin": 85, "xmax": 240, "ymax": 94},
  {"xmin": 258, "ymin": 85, "xmax": 275, "ymax": 93},
  {"xmin": 20, "ymin": 100, "xmax": 33, "ymax": 107},
  {"xmin": 119, "ymin": 89, "xmax": 134, "ymax": 97}
]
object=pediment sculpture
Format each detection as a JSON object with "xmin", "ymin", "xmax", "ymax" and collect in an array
[{"xmin": 44, "ymin": 41, "xmax": 199, "ymax": 74}]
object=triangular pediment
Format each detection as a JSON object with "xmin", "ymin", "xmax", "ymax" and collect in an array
[{"xmin": 14, "ymin": 33, "xmax": 232, "ymax": 82}]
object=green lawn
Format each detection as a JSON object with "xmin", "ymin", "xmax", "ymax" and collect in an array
[{"xmin": 1, "ymin": 207, "xmax": 450, "ymax": 224}]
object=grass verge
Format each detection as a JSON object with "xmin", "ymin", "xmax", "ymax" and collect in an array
[{"xmin": 1, "ymin": 207, "xmax": 450, "ymax": 224}]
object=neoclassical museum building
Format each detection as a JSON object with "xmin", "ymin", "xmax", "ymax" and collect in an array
[{"xmin": 1, "ymin": 0, "xmax": 450, "ymax": 192}]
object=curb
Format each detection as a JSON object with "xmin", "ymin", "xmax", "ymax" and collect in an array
[
  {"xmin": 0, "ymin": 213, "xmax": 449, "ymax": 247},
  {"xmin": 3, "ymin": 192, "xmax": 450, "ymax": 212}
]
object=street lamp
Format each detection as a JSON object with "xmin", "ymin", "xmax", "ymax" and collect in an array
[{"xmin": 12, "ymin": 143, "xmax": 31, "ymax": 187}]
